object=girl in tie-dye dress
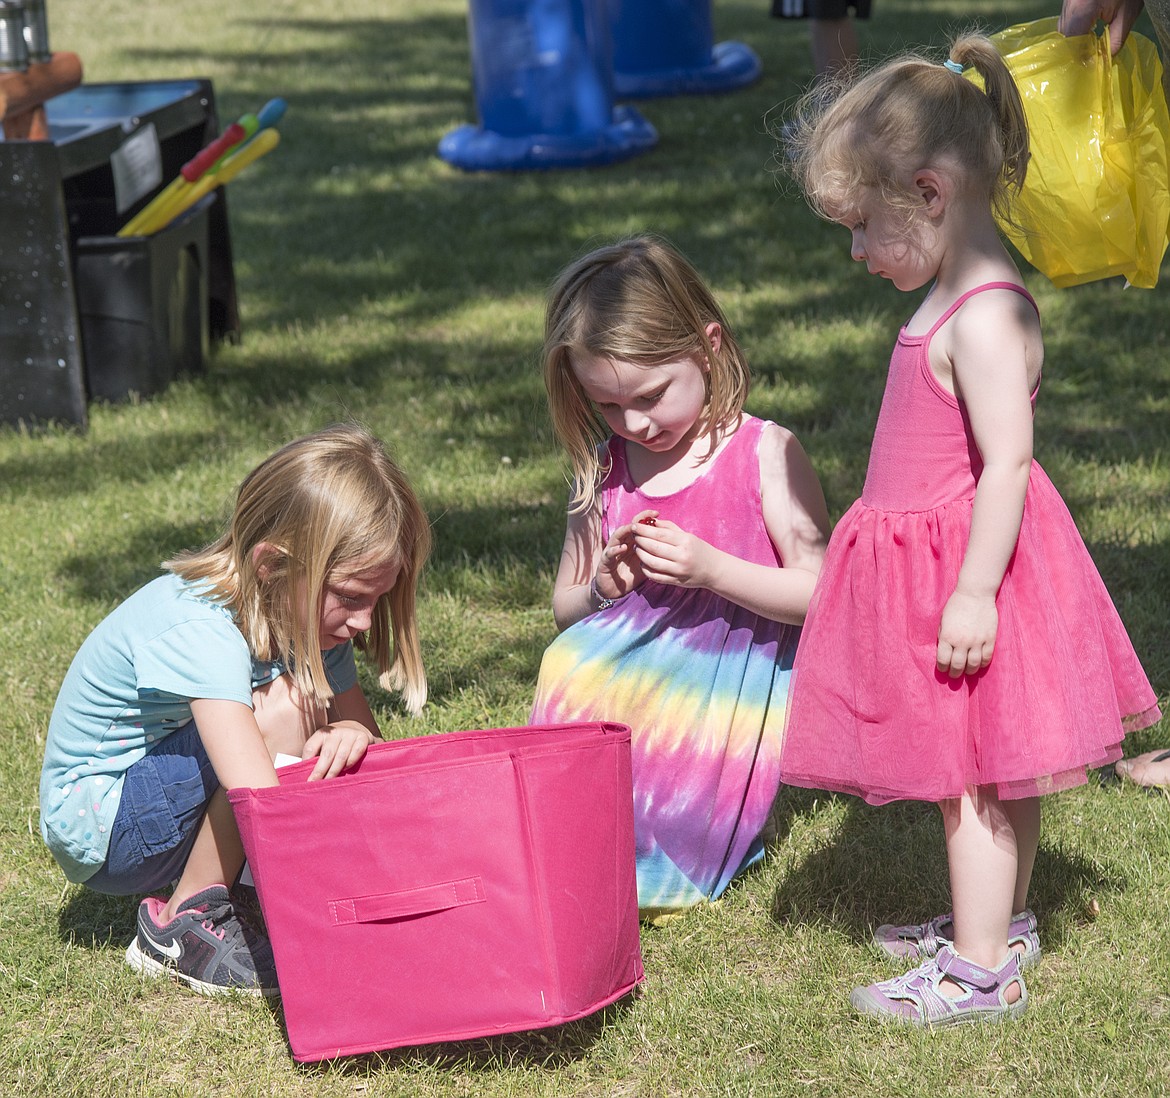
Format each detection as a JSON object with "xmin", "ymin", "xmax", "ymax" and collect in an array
[{"xmin": 531, "ymin": 236, "xmax": 830, "ymax": 915}]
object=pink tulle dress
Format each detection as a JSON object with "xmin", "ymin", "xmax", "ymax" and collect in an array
[{"xmin": 781, "ymin": 283, "xmax": 1161, "ymax": 805}]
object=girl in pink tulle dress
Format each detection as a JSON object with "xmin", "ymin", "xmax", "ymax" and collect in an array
[{"xmin": 781, "ymin": 31, "xmax": 1161, "ymax": 1026}]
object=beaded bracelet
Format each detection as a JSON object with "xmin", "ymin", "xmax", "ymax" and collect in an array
[{"xmin": 589, "ymin": 577, "xmax": 616, "ymax": 612}]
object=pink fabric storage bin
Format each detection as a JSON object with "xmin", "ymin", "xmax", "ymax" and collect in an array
[{"xmin": 227, "ymin": 721, "xmax": 643, "ymax": 1062}]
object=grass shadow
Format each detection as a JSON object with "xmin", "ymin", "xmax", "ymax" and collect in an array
[
  {"xmin": 55, "ymin": 521, "xmax": 221, "ymax": 605},
  {"xmin": 295, "ymin": 994, "xmax": 638, "ymax": 1075},
  {"xmin": 57, "ymin": 887, "xmax": 138, "ymax": 950},
  {"xmin": 767, "ymin": 791, "xmax": 1127, "ymax": 951}
]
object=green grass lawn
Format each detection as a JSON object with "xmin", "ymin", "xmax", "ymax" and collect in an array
[{"xmin": 3, "ymin": 0, "xmax": 1169, "ymax": 1094}]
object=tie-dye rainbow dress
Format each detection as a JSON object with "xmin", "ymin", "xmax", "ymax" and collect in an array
[{"xmin": 531, "ymin": 416, "xmax": 801, "ymax": 913}]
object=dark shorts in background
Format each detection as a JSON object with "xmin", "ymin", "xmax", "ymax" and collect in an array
[{"xmin": 771, "ymin": 0, "xmax": 872, "ymax": 19}]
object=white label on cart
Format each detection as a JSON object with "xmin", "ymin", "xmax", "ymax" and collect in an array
[{"xmin": 111, "ymin": 124, "xmax": 163, "ymax": 214}]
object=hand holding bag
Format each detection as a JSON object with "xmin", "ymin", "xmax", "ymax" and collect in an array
[{"xmin": 974, "ymin": 17, "xmax": 1170, "ymax": 288}]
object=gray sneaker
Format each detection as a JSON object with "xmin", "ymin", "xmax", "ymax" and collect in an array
[{"xmin": 125, "ymin": 884, "xmax": 279, "ymax": 996}]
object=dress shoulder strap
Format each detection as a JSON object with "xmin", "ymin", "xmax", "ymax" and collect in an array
[{"xmin": 926, "ymin": 280, "xmax": 1039, "ymax": 340}]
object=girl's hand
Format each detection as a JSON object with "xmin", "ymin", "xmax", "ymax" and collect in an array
[
  {"xmin": 630, "ymin": 516, "xmax": 714, "ymax": 590},
  {"xmin": 593, "ymin": 509, "xmax": 657, "ymax": 600},
  {"xmin": 302, "ymin": 719, "xmax": 377, "ymax": 780},
  {"xmin": 936, "ymin": 590, "xmax": 998, "ymax": 678}
]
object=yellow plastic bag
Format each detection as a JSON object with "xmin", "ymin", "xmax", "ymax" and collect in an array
[{"xmin": 972, "ymin": 17, "xmax": 1170, "ymax": 288}]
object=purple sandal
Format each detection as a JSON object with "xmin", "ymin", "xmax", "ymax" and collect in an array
[
  {"xmin": 850, "ymin": 945, "xmax": 1028, "ymax": 1027},
  {"xmin": 873, "ymin": 908, "xmax": 1041, "ymax": 970}
]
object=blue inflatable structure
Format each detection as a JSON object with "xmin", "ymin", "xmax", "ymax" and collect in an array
[
  {"xmin": 610, "ymin": 0, "xmax": 761, "ymax": 98},
  {"xmin": 438, "ymin": 0, "xmax": 657, "ymax": 172}
]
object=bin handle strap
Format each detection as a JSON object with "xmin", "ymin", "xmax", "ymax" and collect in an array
[{"xmin": 329, "ymin": 876, "xmax": 485, "ymax": 925}]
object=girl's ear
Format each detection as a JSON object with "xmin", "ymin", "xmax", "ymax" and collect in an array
[
  {"xmin": 704, "ymin": 321, "xmax": 722, "ymax": 362},
  {"xmin": 251, "ymin": 541, "xmax": 284, "ymax": 581},
  {"xmin": 914, "ymin": 168, "xmax": 948, "ymax": 218}
]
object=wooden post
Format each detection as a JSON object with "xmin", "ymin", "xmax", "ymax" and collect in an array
[{"xmin": 0, "ymin": 51, "xmax": 82, "ymax": 139}]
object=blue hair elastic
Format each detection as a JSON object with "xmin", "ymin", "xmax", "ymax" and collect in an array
[{"xmin": 943, "ymin": 59, "xmax": 964, "ymax": 74}]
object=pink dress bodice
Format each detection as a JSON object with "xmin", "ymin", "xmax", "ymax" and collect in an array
[
  {"xmin": 603, "ymin": 414, "xmax": 782, "ymax": 568},
  {"xmin": 863, "ymin": 283, "xmax": 1037, "ymax": 511}
]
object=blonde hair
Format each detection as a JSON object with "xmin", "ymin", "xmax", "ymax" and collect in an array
[
  {"xmin": 543, "ymin": 235, "xmax": 750, "ymax": 513},
  {"xmin": 166, "ymin": 423, "xmax": 431, "ymax": 714},
  {"xmin": 785, "ymin": 31, "xmax": 1029, "ymax": 228}
]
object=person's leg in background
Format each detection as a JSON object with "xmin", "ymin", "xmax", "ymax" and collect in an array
[{"xmin": 770, "ymin": 0, "xmax": 873, "ymax": 79}]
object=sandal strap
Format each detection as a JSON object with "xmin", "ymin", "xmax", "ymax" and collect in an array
[
  {"xmin": 875, "ymin": 908, "xmax": 1042, "ymax": 974},
  {"xmin": 852, "ymin": 944, "xmax": 1028, "ymax": 1026},
  {"xmin": 917, "ymin": 913, "xmax": 951, "ymax": 956},
  {"xmin": 878, "ymin": 956, "xmax": 972, "ymax": 1024},
  {"xmin": 935, "ymin": 945, "xmax": 1020, "ymax": 991}
]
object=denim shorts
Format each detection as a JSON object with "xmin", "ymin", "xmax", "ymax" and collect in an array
[{"xmin": 85, "ymin": 719, "xmax": 220, "ymax": 896}]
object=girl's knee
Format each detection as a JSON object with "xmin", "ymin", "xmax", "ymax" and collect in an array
[{"xmin": 251, "ymin": 674, "xmax": 324, "ymax": 757}]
